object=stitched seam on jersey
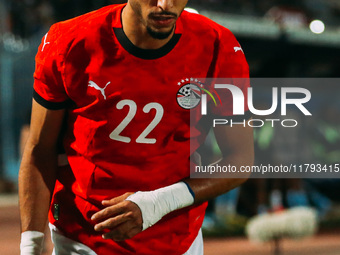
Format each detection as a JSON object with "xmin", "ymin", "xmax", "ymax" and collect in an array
[{"xmin": 57, "ymin": 23, "xmax": 75, "ymax": 108}]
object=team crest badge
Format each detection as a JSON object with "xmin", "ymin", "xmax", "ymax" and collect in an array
[{"xmin": 177, "ymin": 83, "xmax": 201, "ymax": 109}]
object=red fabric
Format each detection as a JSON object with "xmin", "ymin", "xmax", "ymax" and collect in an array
[{"xmin": 35, "ymin": 4, "xmax": 250, "ymax": 254}]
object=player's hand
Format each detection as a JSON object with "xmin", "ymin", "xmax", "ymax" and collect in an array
[{"xmin": 91, "ymin": 192, "xmax": 143, "ymax": 241}]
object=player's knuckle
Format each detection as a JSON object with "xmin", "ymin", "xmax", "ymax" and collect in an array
[
  {"xmin": 122, "ymin": 200, "xmax": 132, "ymax": 210},
  {"xmin": 124, "ymin": 200, "xmax": 132, "ymax": 206},
  {"xmin": 125, "ymin": 211, "xmax": 134, "ymax": 219},
  {"xmin": 108, "ymin": 206, "xmax": 117, "ymax": 215},
  {"xmin": 102, "ymin": 208, "xmax": 110, "ymax": 217},
  {"xmin": 107, "ymin": 218, "xmax": 116, "ymax": 227}
]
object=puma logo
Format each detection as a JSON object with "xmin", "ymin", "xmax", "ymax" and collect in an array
[
  {"xmin": 234, "ymin": 46, "xmax": 244, "ymax": 53},
  {"xmin": 41, "ymin": 33, "xmax": 50, "ymax": 52},
  {"xmin": 88, "ymin": 81, "xmax": 111, "ymax": 100}
]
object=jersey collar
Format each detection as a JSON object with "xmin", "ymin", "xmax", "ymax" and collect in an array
[{"xmin": 112, "ymin": 4, "xmax": 182, "ymax": 60}]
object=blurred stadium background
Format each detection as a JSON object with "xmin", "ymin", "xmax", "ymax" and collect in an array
[{"xmin": 1, "ymin": 0, "xmax": 340, "ymax": 254}]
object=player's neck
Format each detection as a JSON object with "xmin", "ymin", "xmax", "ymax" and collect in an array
[{"xmin": 121, "ymin": 5, "xmax": 174, "ymax": 50}]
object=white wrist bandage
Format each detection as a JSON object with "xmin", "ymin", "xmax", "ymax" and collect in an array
[
  {"xmin": 126, "ymin": 182, "xmax": 195, "ymax": 231},
  {"xmin": 20, "ymin": 231, "xmax": 45, "ymax": 255}
]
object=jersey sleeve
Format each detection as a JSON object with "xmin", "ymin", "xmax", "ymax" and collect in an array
[
  {"xmin": 33, "ymin": 24, "xmax": 71, "ymax": 110},
  {"xmin": 210, "ymin": 29, "xmax": 251, "ymax": 119}
]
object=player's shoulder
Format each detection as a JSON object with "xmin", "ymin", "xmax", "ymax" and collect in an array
[{"xmin": 180, "ymin": 11, "xmax": 237, "ymax": 43}]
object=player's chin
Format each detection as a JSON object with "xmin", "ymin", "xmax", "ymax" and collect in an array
[{"xmin": 146, "ymin": 25, "xmax": 174, "ymax": 40}]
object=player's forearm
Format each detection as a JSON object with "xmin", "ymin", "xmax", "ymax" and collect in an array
[
  {"xmin": 184, "ymin": 151, "xmax": 254, "ymax": 204},
  {"xmin": 19, "ymin": 141, "xmax": 58, "ymax": 233},
  {"xmin": 98, "ymin": 126, "xmax": 254, "ymax": 234},
  {"xmin": 123, "ymin": 152, "xmax": 253, "ymax": 232}
]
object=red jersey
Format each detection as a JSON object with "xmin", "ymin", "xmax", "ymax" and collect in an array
[{"xmin": 33, "ymin": 4, "xmax": 249, "ymax": 254}]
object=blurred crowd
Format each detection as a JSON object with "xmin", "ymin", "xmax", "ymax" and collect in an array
[
  {"xmin": 196, "ymin": 0, "xmax": 340, "ymax": 23},
  {"xmin": 2, "ymin": 0, "xmax": 340, "ymax": 39},
  {"xmin": 1, "ymin": 0, "xmax": 126, "ymax": 38}
]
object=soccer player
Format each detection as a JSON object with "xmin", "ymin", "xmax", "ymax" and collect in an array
[{"xmin": 19, "ymin": 0, "xmax": 254, "ymax": 254}]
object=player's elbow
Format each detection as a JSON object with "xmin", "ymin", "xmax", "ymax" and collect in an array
[{"xmin": 21, "ymin": 138, "xmax": 59, "ymax": 172}]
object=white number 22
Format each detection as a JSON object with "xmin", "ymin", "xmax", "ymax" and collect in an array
[{"xmin": 109, "ymin": 100, "xmax": 164, "ymax": 144}]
